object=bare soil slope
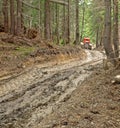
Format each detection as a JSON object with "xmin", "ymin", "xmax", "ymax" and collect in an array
[{"xmin": 0, "ymin": 33, "xmax": 86, "ymax": 79}]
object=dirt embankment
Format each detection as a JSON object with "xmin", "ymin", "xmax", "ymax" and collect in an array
[{"xmin": 0, "ymin": 33, "xmax": 86, "ymax": 79}]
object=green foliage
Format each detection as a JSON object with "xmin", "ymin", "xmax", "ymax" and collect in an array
[
  {"xmin": 79, "ymin": 0, "xmax": 105, "ymax": 44},
  {"xmin": 14, "ymin": 46, "xmax": 35, "ymax": 56},
  {"xmin": 22, "ymin": 0, "xmax": 119, "ymax": 45},
  {"xmin": 59, "ymin": 39, "xmax": 65, "ymax": 46}
]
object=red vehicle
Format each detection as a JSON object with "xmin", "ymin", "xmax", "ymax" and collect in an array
[
  {"xmin": 82, "ymin": 37, "xmax": 92, "ymax": 50},
  {"xmin": 83, "ymin": 38, "xmax": 90, "ymax": 44}
]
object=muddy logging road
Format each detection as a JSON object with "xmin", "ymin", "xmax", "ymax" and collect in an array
[{"xmin": 0, "ymin": 50, "xmax": 104, "ymax": 128}]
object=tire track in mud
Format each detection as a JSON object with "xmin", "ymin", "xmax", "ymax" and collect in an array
[
  {"xmin": 0, "ymin": 50, "xmax": 104, "ymax": 128},
  {"xmin": 0, "ymin": 70, "xmax": 82, "ymax": 127}
]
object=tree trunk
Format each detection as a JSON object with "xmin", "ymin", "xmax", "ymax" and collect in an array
[
  {"xmin": 80, "ymin": 2, "xmax": 85, "ymax": 43},
  {"xmin": 100, "ymin": 25, "xmax": 105, "ymax": 46},
  {"xmin": 55, "ymin": 4, "xmax": 59, "ymax": 44},
  {"xmin": 113, "ymin": 0, "xmax": 119, "ymax": 58},
  {"xmin": 75, "ymin": 0, "xmax": 79, "ymax": 45},
  {"xmin": 39, "ymin": 0, "xmax": 43, "ymax": 38},
  {"xmin": 2, "ymin": 0, "xmax": 9, "ymax": 33},
  {"xmin": 63, "ymin": 0, "xmax": 66, "ymax": 44},
  {"xmin": 103, "ymin": 0, "xmax": 115, "ymax": 63},
  {"xmin": 10, "ymin": 0, "xmax": 15, "ymax": 35},
  {"xmin": 96, "ymin": 27, "xmax": 99, "ymax": 48},
  {"xmin": 17, "ymin": 0, "xmax": 22, "ymax": 35},
  {"xmin": 21, "ymin": 2, "xmax": 24, "ymax": 32},
  {"xmin": 44, "ymin": 0, "xmax": 51, "ymax": 40},
  {"xmin": 67, "ymin": 0, "xmax": 70, "ymax": 44}
]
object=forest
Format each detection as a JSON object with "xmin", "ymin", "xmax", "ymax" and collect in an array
[
  {"xmin": 0, "ymin": 0, "xmax": 119, "ymax": 46},
  {"xmin": 0, "ymin": 0, "xmax": 120, "ymax": 128},
  {"xmin": 0, "ymin": 0, "xmax": 120, "ymax": 62}
]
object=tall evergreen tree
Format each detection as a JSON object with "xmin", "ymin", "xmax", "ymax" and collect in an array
[
  {"xmin": 113, "ymin": 0, "xmax": 119, "ymax": 58},
  {"xmin": 103, "ymin": 0, "xmax": 115, "ymax": 63}
]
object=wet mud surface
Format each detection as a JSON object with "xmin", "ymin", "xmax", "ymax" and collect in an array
[{"xmin": 0, "ymin": 50, "xmax": 106, "ymax": 128}]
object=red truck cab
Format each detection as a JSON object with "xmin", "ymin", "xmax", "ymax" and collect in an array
[
  {"xmin": 83, "ymin": 38, "xmax": 90, "ymax": 44},
  {"xmin": 82, "ymin": 37, "xmax": 92, "ymax": 50}
]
